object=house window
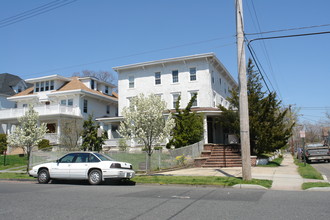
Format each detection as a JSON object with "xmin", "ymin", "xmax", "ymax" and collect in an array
[
  {"xmin": 40, "ymin": 82, "xmax": 44, "ymax": 91},
  {"xmin": 219, "ymin": 78, "xmax": 222, "ymax": 85},
  {"xmin": 45, "ymin": 81, "xmax": 49, "ymax": 91},
  {"xmin": 60, "ymin": 100, "xmax": 66, "ymax": 105},
  {"xmin": 106, "ymin": 105, "xmax": 110, "ymax": 114},
  {"xmin": 172, "ymin": 93, "xmax": 180, "ymax": 108},
  {"xmin": 190, "ymin": 68, "xmax": 196, "ymax": 81},
  {"xmin": 50, "ymin": 80, "xmax": 54, "ymax": 90},
  {"xmin": 129, "ymin": 76, "xmax": 134, "ymax": 88},
  {"xmin": 105, "ymin": 86, "xmax": 109, "ymax": 94},
  {"xmin": 91, "ymin": 79, "xmax": 95, "ymax": 90},
  {"xmin": 68, "ymin": 99, "xmax": 73, "ymax": 106},
  {"xmin": 46, "ymin": 123, "xmax": 56, "ymax": 133},
  {"xmin": 35, "ymin": 82, "xmax": 40, "ymax": 92},
  {"xmin": 155, "ymin": 72, "xmax": 161, "ymax": 85},
  {"xmin": 190, "ymin": 92, "xmax": 198, "ymax": 107},
  {"xmin": 172, "ymin": 70, "xmax": 179, "ymax": 83},
  {"xmin": 23, "ymin": 104, "xmax": 28, "ymax": 108},
  {"xmin": 18, "ymin": 86, "xmax": 22, "ymax": 93},
  {"xmin": 83, "ymin": 99, "xmax": 88, "ymax": 113},
  {"xmin": 211, "ymin": 71, "xmax": 214, "ymax": 84}
]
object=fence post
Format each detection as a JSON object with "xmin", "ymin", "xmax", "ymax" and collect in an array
[{"xmin": 158, "ymin": 150, "xmax": 161, "ymax": 170}]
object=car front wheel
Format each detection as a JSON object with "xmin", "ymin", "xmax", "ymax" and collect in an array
[
  {"xmin": 38, "ymin": 169, "xmax": 50, "ymax": 184},
  {"xmin": 88, "ymin": 169, "xmax": 102, "ymax": 185}
]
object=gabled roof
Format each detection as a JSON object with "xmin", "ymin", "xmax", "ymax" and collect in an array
[
  {"xmin": 0, "ymin": 73, "xmax": 28, "ymax": 96},
  {"xmin": 10, "ymin": 76, "xmax": 118, "ymax": 102}
]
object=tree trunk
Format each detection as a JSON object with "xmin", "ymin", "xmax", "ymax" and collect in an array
[{"xmin": 26, "ymin": 146, "xmax": 31, "ymax": 174}]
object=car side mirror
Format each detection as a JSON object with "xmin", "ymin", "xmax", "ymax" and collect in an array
[{"xmin": 56, "ymin": 159, "xmax": 60, "ymax": 163}]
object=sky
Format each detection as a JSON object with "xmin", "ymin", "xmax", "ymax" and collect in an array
[{"xmin": 1, "ymin": 0, "xmax": 330, "ymax": 125}]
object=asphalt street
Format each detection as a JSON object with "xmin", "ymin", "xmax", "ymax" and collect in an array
[
  {"xmin": 0, "ymin": 181, "xmax": 329, "ymax": 220},
  {"xmin": 312, "ymin": 161, "xmax": 330, "ymax": 181}
]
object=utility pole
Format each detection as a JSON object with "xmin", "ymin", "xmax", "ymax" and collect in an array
[{"xmin": 235, "ymin": 0, "xmax": 251, "ymax": 180}]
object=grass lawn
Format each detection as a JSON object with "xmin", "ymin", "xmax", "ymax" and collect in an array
[
  {"xmin": 0, "ymin": 155, "xmax": 28, "ymax": 170},
  {"xmin": 302, "ymin": 182, "xmax": 330, "ymax": 190},
  {"xmin": 294, "ymin": 158, "xmax": 323, "ymax": 180},
  {"xmin": 0, "ymin": 172, "xmax": 272, "ymax": 188},
  {"xmin": 132, "ymin": 175, "xmax": 272, "ymax": 188},
  {"xmin": 258, "ymin": 157, "xmax": 283, "ymax": 167},
  {"xmin": 0, "ymin": 172, "xmax": 34, "ymax": 180}
]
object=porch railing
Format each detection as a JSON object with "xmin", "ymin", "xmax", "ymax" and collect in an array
[{"xmin": 0, "ymin": 104, "xmax": 82, "ymax": 120}]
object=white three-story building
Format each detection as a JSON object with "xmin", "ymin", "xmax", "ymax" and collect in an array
[{"xmin": 97, "ymin": 53, "xmax": 237, "ymax": 146}]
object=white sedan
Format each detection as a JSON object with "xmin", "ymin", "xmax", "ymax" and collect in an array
[{"xmin": 29, "ymin": 152, "xmax": 135, "ymax": 185}]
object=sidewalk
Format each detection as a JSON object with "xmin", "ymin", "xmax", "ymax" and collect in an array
[
  {"xmin": 0, "ymin": 165, "xmax": 26, "ymax": 173},
  {"xmin": 157, "ymin": 153, "xmax": 329, "ymax": 191}
]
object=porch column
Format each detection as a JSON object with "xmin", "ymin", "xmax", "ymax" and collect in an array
[
  {"xmin": 108, "ymin": 123, "xmax": 113, "ymax": 139},
  {"xmin": 57, "ymin": 118, "xmax": 61, "ymax": 143},
  {"xmin": 203, "ymin": 115, "xmax": 208, "ymax": 144},
  {"xmin": 6, "ymin": 123, "xmax": 12, "ymax": 134}
]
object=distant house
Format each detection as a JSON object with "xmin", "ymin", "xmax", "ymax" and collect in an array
[
  {"xmin": 0, "ymin": 74, "xmax": 118, "ymax": 153},
  {"xmin": 97, "ymin": 53, "xmax": 237, "ymax": 147},
  {"xmin": 0, "ymin": 73, "xmax": 31, "ymax": 109},
  {"xmin": 0, "ymin": 73, "xmax": 31, "ymax": 133}
]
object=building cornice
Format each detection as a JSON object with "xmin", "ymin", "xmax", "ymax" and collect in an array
[{"xmin": 113, "ymin": 53, "xmax": 216, "ymax": 72}]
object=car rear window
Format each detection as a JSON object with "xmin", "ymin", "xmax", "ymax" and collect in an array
[{"xmin": 94, "ymin": 153, "xmax": 113, "ymax": 161}]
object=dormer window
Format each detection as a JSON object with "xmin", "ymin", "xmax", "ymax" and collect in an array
[
  {"xmin": 91, "ymin": 79, "xmax": 95, "ymax": 90},
  {"xmin": 50, "ymin": 80, "xmax": 54, "ymax": 90},
  {"xmin": 35, "ymin": 82, "xmax": 40, "ymax": 92},
  {"xmin": 40, "ymin": 82, "xmax": 44, "ymax": 91},
  {"xmin": 105, "ymin": 86, "xmax": 109, "ymax": 94}
]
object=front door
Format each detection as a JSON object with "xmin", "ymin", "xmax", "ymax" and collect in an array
[
  {"xmin": 50, "ymin": 153, "xmax": 75, "ymax": 178},
  {"xmin": 207, "ymin": 117, "xmax": 214, "ymax": 143}
]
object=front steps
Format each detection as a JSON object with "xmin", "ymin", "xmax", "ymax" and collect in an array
[{"xmin": 194, "ymin": 144, "xmax": 242, "ymax": 168}]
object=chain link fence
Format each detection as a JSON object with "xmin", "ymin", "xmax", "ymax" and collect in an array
[{"xmin": 29, "ymin": 140, "xmax": 205, "ymax": 173}]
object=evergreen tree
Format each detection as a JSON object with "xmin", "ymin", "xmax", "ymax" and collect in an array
[
  {"xmin": 219, "ymin": 59, "xmax": 294, "ymax": 154},
  {"xmin": 167, "ymin": 94, "xmax": 204, "ymax": 148},
  {"xmin": 81, "ymin": 115, "xmax": 107, "ymax": 152}
]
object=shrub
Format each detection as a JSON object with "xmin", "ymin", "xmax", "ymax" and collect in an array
[
  {"xmin": 118, "ymin": 138, "xmax": 129, "ymax": 152},
  {"xmin": 38, "ymin": 139, "xmax": 51, "ymax": 150},
  {"xmin": 175, "ymin": 155, "xmax": 186, "ymax": 166},
  {"xmin": 0, "ymin": 134, "xmax": 7, "ymax": 154}
]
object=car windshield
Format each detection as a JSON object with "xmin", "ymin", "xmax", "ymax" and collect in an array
[{"xmin": 94, "ymin": 153, "xmax": 114, "ymax": 161}]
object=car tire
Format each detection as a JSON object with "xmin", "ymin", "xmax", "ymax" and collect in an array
[
  {"xmin": 38, "ymin": 169, "xmax": 50, "ymax": 184},
  {"xmin": 88, "ymin": 169, "xmax": 102, "ymax": 185}
]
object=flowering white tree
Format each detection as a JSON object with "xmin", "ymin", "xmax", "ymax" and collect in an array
[
  {"xmin": 8, "ymin": 105, "xmax": 48, "ymax": 173},
  {"xmin": 119, "ymin": 94, "xmax": 174, "ymax": 173}
]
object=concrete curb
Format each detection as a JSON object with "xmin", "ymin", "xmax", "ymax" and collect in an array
[
  {"xmin": 305, "ymin": 187, "xmax": 330, "ymax": 191},
  {"xmin": 232, "ymin": 184, "xmax": 268, "ymax": 190}
]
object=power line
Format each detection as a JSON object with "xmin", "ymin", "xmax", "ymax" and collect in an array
[
  {"xmin": 0, "ymin": 0, "xmax": 77, "ymax": 28},
  {"xmin": 245, "ymin": 0, "xmax": 283, "ymax": 100},
  {"xmin": 21, "ymin": 37, "xmax": 235, "ymax": 78},
  {"xmin": 249, "ymin": 30, "xmax": 330, "ymax": 43},
  {"xmin": 246, "ymin": 23, "xmax": 330, "ymax": 36},
  {"xmin": 245, "ymin": 37, "xmax": 272, "ymax": 93}
]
